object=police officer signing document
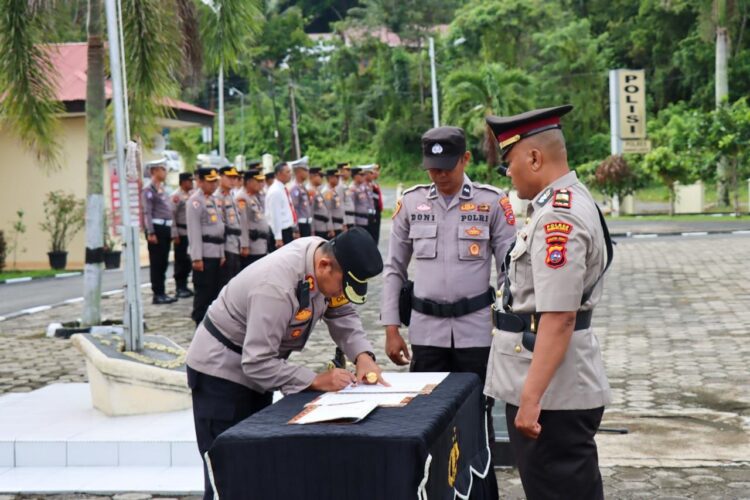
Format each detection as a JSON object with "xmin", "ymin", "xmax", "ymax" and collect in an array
[
  {"xmin": 484, "ymin": 105, "xmax": 613, "ymax": 500},
  {"xmin": 186, "ymin": 227, "xmax": 386, "ymax": 500}
]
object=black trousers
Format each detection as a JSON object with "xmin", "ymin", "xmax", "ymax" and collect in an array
[
  {"xmin": 506, "ymin": 404, "xmax": 605, "ymax": 500},
  {"xmin": 410, "ymin": 343, "xmax": 496, "ymax": 442},
  {"xmin": 368, "ymin": 213, "xmax": 381, "ymax": 244},
  {"xmin": 187, "ymin": 366, "xmax": 273, "ymax": 500},
  {"xmin": 191, "ymin": 257, "xmax": 221, "ymax": 325},
  {"xmin": 173, "ymin": 233, "xmax": 191, "ymax": 290},
  {"xmin": 147, "ymin": 224, "xmax": 172, "ymax": 295},
  {"xmin": 240, "ymin": 253, "xmax": 265, "ymax": 269},
  {"xmin": 220, "ymin": 251, "xmax": 241, "ymax": 288},
  {"xmin": 298, "ymin": 222, "xmax": 312, "ymax": 237}
]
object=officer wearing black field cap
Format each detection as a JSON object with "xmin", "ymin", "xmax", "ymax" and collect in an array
[
  {"xmin": 187, "ymin": 167, "xmax": 225, "ymax": 326},
  {"xmin": 236, "ymin": 168, "xmax": 269, "ymax": 268},
  {"xmin": 321, "ymin": 168, "xmax": 346, "ymax": 235},
  {"xmin": 142, "ymin": 157, "xmax": 176, "ymax": 304},
  {"xmin": 381, "ymin": 126, "xmax": 515, "ymax": 479},
  {"xmin": 484, "ymin": 105, "xmax": 612, "ymax": 500},
  {"xmin": 171, "ymin": 172, "xmax": 195, "ymax": 298},
  {"xmin": 216, "ymin": 165, "xmax": 248, "ymax": 285},
  {"xmin": 186, "ymin": 227, "xmax": 386, "ymax": 500}
]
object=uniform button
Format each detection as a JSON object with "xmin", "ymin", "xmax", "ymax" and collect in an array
[{"xmin": 514, "ymin": 345, "xmax": 522, "ymax": 353}]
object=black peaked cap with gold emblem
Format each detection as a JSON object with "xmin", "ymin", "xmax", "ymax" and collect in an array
[
  {"xmin": 329, "ymin": 227, "xmax": 383, "ymax": 305},
  {"xmin": 197, "ymin": 167, "xmax": 220, "ymax": 181}
]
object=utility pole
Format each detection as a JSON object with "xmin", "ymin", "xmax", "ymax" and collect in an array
[
  {"xmin": 229, "ymin": 87, "xmax": 245, "ymax": 155},
  {"xmin": 715, "ymin": 0, "xmax": 730, "ymax": 206},
  {"xmin": 218, "ymin": 63, "xmax": 225, "ymax": 158},
  {"xmin": 428, "ymin": 37, "xmax": 440, "ymax": 128},
  {"xmin": 266, "ymin": 71, "xmax": 284, "ymax": 158},
  {"xmin": 104, "ymin": 0, "xmax": 144, "ymax": 351},
  {"xmin": 289, "ymin": 81, "xmax": 301, "ymax": 159}
]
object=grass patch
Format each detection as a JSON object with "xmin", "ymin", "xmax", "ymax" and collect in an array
[
  {"xmin": 0, "ymin": 269, "xmax": 80, "ymax": 281},
  {"xmin": 610, "ymin": 214, "xmax": 750, "ymax": 222}
]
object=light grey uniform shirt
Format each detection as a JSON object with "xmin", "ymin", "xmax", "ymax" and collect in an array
[
  {"xmin": 290, "ymin": 181, "xmax": 311, "ymax": 224},
  {"xmin": 171, "ymin": 188, "xmax": 193, "ymax": 238},
  {"xmin": 311, "ymin": 185, "xmax": 333, "ymax": 236},
  {"xmin": 185, "ymin": 237, "xmax": 374, "ymax": 394},
  {"xmin": 236, "ymin": 189, "xmax": 269, "ymax": 256},
  {"xmin": 186, "ymin": 190, "xmax": 225, "ymax": 260},
  {"xmin": 338, "ymin": 182, "xmax": 354, "ymax": 226},
  {"xmin": 215, "ymin": 188, "xmax": 246, "ymax": 255},
  {"xmin": 350, "ymin": 182, "xmax": 373, "ymax": 226},
  {"xmin": 381, "ymin": 175, "xmax": 516, "ymax": 348},
  {"xmin": 141, "ymin": 182, "xmax": 173, "ymax": 235},
  {"xmin": 484, "ymin": 171, "xmax": 612, "ymax": 410},
  {"xmin": 321, "ymin": 184, "xmax": 345, "ymax": 231}
]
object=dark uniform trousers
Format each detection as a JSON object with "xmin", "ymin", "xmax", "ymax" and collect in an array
[
  {"xmin": 173, "ymin": 233, "xmax": 191, "ymax": 290},
  {"xmin": 240, "ymin": 253, "xmax": 265, "ymax": 269},
  {"xmin": 187, "ymin": 366, "xmax": 272, "ymax": 500},
  {"xmin": 191, "ymin": 258, "xmax": 222, "ymax": 325},
  {"xmin": 298, "ymin": 222, "xmax": 312, "ymax": 237},
  {"xmin": 268, "ymin": 227, "xmax": 295, "ymax": 253},
  {"xmin": 220, "ymin": 252, "xmax": 241, "ymax": 288},
  {"xmin": 506, "ymin": 404, "xmax": 605, "ymax": 500},
  {"xmin": 147, "ymin": 224, "xmax": 172, "ymax": 295},
  {"xmin": 368, "ymin": 212, "xmax": 381, "ymax": 245}
]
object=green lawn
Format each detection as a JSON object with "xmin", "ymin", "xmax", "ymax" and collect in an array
[{"xmin": 0, "ymin": 269, "xmax": 80, "ymax": 281}]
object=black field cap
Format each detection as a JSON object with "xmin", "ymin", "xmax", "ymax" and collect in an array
[
  {"xmin": 329, "ymin": 227, "xmax": 383, "ymax": 305},
  {"xmin": 421, "ymin": 126, "xmax": 466, "ymax": 170},
  {"xmin": 324, "ymin": 168, "xmax": 339, "ymax": 177},
  {"xmin": 337, "ymin": 162, "xmax": 351, "ymax": 169},
  {"xmin": 244, "ymin": 169, "xmax": 265, "ymax": 181},
  {"xmin": 197, "ymin": 167, "xmax": 220, "ymax": 181},
  {"xmin": 309, "ymin": 166, "xmax": 323, "ymax": 175},
  {"xmin": 487, "ymin": 105, "xmax": 573, "ymax": 159},
  {"xmin": 178, "ymin": 172, "xmax": 193, "ymax": 183},
  {"xmin": 350, "ymin": 167, "xmax": 363, "ymax": 176},
  {"xmin": 219, "ymin": 166, "xmax": 240, "ymax": 177},
  {"xmin": 246, "ymin": 158, "xmax": 261, "ymax": 168}
]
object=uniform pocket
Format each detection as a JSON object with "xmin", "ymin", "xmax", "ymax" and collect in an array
[
  {"xmin": 409, "ymin": 224, "xmax": 438, "ymax": 259},
  {"xmin": 458, "ymin": 224, "xmax": 489, "ymax": 260},
  {"xmin": 509, "ymin": 236, "xmax": 529, "ymax": 288}
]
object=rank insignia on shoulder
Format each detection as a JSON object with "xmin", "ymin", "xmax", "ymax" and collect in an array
[
  {"xmin": 544, "ymin": 222, "xmax": 573, "ymax": 234},
  {"xmin": 552, "ymin": 189, "xmax": 572, "ymax": 209},
  {"xmin": 499, "ymin": 197, "xmax": 516, "ymax": 225},
  {"xmin": 477, "ymin": 203, "xmax": 491, "ymax": 212},
  {"xmin": 461, "ymin": 184, "xmax": 471, "ymax": 198},
  {"xmin": 392, "ymin": 199, "xmax": 402, "ymax": 219},
  {"xmin": 536, "ymin": 187, "xmax": 554, "ymax": 206},
  {"xmin": 294, "ymin": 309, "xmax": 312, "ymax": 322},
  {"xmin": 465, "ymin": 226, "xmax": 483, "ymax": 237},
  {"xmin": 460, "ymin": 202, "xmax": 476, "ymax": 212},
  {"xmin": 329, "ymin": 294, "xmax": 349, "ymax": 308}
]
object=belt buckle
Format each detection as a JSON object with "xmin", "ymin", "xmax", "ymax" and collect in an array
[{"xmin": 490, "ymin": 303, "xmax": 499, "ymax": 329}]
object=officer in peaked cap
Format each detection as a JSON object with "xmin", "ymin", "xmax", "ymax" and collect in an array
[
  {"xmin": 381, "ymin": 126, "xmax": 515, "ymax": 485},
  {"xmin": 290, "ymin": 161, "xmax": 312, "ymax": 237},
  {"xmin": 187, "ymin": 167, "xmax": 225, "ymax": 326},
  {"xmin": 142, "ymin": 157, "xmax": 177, "ymax": 304},
  {"xmin": 309, "ymin": 167, "xmax": 334, "ymax": 239},
  {"xmin": 186, "ymin": 227, "xmax": 386, "ymax": 500},
  {"xmin": 321, "ymin": 168, "xmax": 346, "ymax": 236},
  {"xmin": 337, "ymin": 162, "xmax": 355, "ymax": 228},
  {"xmin": 216, "ymin": 165, "xmax": 248, "ymax": 286},
  {"xmin": 171, "ymin": 172, "xmax": 196, "ymax": 298},
  {"xmin": 484, "ymin": 105, "xmax": 613, "ymax": 500},
  {"xmin": 236, "ymin": 168, "xmax": 270, "ymax": 268}
]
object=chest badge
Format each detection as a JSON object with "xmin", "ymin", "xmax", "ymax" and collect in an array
[
  {"xmin": 477, "ymin": 203, "xmax": 490, "ymax": 212},
  {"xmin": 291, "ymin": 328, "xmax": 303, "ymax": 338},
  {"xmin": 465, "ymin": 226, "xmax": 483, "ymax": 237},
  {"xmin": 469, "ymin": 243, "xmax": 480, "ymax": 256},
  {"xmin": 294, "ymin": 309, "xmax": 312, "ymax": 322},
  {"xmin": 305, "ymin": 274, "xmax": 315, "ymax": 291},
  {"xmin": 459, "ymin": 202, "xmax": 476, "ymax": 212},
  {"xmin": 416, "ymin": 203, "xmax": 431, "ymax": 212}
]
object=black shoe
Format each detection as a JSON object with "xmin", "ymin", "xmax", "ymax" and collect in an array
[
  {"xmin": 176, "ymin": 288, "xmax": 194, "ymax": 298},
  {"xmin": 152, "ymin": 294, "xmax": 177, "ymax": 304}
]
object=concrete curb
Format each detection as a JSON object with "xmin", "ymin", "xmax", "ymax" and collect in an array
[
  {"xmin": 0, "ymin": 271, "xmax": 82, "ymax": 285},
  {"xmin": 612, "ymin": 229, "xmax": 750, "ymax": 239}
]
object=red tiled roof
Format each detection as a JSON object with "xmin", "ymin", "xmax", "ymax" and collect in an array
[{"xmin": 46, "ymin": 43, "xmax": 214, "ymax": 117}]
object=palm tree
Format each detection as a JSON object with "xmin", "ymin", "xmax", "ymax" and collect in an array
[
  {"xmin": 0, "ymin": 0, "xmax": 259, "ymax": 329},
  {"xmin": 443, "ymin": 63, "xmax": 533, "ymax": 167}
]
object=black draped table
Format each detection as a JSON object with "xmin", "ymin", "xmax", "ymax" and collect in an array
[{"xmin": 207, "ymin": 373, "xmax": 497, "ymax": 500}]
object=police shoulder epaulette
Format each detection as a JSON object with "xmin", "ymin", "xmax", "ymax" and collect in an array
[
  {"xmin": 472, "ymin": 182, "xmax": 504, "ymax": 196},
  {"xmin": 401, "ymin": 184, "xmax": 431, "ymax": 197},
  {"xmin": 551, "ymin": 188, "xmax": 573, "ymax": 209}
]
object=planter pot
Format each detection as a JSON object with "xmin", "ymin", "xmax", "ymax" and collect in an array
[
  {"xmin": 48, "ymin": 251, "xmax": 68, "ymax": 270},
  {"xmin": 104, "ymin": 250, "xmax": 121, "ymax": 270}
]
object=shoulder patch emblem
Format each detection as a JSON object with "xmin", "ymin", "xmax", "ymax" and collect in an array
[
  {"xmin": 499, "ymin": 197, "xmax": 516, "ymax": 226},
  {"xmin": 460, "ymin": 202, "xmax": 476, "ymax": 212},
  {"xmin": 544, "ymin": 222, "xmax": 573, "ymax": 234},
  {"xmin": 545, "ymin": 243, "xmax": 567, "ymax": 269},
  {"xmin": 465, "ymin": 226, "xmax": 483, "ymax": 237},
  {"xmin": 536, "ymin": 187, "xmax": 554, "ymax": 206},
  {"xmin": 392, "ymin": 199, "xmax": 402, "ymax": 219},
  {"xmin": 416, "ymin": 203, "xmax": 432, "ymax": 212},
  {"xmin": 477, "ymin": 203, "xmax": 490, "ymax": 212},
  {"xmin": 145, "ymin": 190, "xmax": 153, "ymax": 199},
  {"xmin": 552, "ymin": 189, "xmax": 572, "ymax": 209}
]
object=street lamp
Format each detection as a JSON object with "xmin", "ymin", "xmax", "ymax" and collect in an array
[{"xmin": 228, "ymin": 87, "xmax": 245, "ymax": 155}]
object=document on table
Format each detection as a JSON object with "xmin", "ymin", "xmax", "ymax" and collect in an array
[
  {"xmin": 338, "ymin": 371, "xmax": 449, "ymax": 395},
  {"xmin": 288, "ymin": 400, "xmax": 378, "ymax": 424},
  {"xmin": 306, "ymin": 391, "xmax": 418, "ymax": 408}
]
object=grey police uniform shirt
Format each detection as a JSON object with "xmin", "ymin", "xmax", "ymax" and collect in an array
[
  {"xmin": 484, "ymin": 171, "xmax": 612, "ymax": 410},
  {"xmin": 311, "ymin": 185, "xmax": 333, "ymax": 235},
  {"xmin": 290, "ymin": 181, "xmax": 311, "ymax": 224},
  {"xmin": 236, "ymin": 189, "xmax": 269, "ymax": 256},
  {"xmin": 338, "ymin": 182, "xmax": 355, "ymax": 226},
  {"xmin": 141, "ymin": 182, "xmax": 173, "ymax": 235},
  {"xmin": 170, "ymin": 188, "xmax": 192, "ymax": 238},
  {"xmin": 215, "ymin": 188, "xmax": 246, "ymax": 255},
  {"xmin": 381, "ymin": 175, "xmax": 516, "ymax": 348},
  {"xmin": 321, "ymin": 184, "xmax": 345, "ymax": 231},
  {"xmin": 350, "ymin": 182, "xmax": 373, "ymax": 226},
  {"xmin": 185, "ymin": 237, "xmax": 375, "ymax": 394},
  {"xmin": 186, "ymin": 189, "xmax": 225, "ymax": 260}
]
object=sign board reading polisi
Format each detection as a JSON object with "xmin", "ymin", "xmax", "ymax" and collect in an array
[
  {"xmin": 621, "ymin": 139, "xmax": 652, "ymax": 154},
  {"xmin": 617, "ymin": 69, "xmax": 647, "ymax": 139}
]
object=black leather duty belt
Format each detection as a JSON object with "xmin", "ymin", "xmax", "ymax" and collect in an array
[
  {"xmin": 202, "ymin": 316, "xmax": 242, "ymax": 355},
  {"xmin": 332, "ymin": 217, "xmax": 344, "ymax": 224},
  {"xmin": 176, "ymin": 223, "xmax": 187, "ymax": 229},
  {"xmin": 202, "ymin": 235, "xmax": 225, "ymax": 244},
  {"xmin": 313, "ymin": 214, "xmax": 330, "ymax": 223},
  {"xmin": 412, "ymin": 287, "xmax": 495, "ymax": 318},
  {"xmin": 225, "ymin": 227, "xmax": 241, "ymax": 236},
  {"xmin": 491, "ymin": 306, "xmax": 593, "ymax": 332}
]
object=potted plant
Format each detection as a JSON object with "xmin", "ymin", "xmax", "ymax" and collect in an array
[
  {"xmin": 103, "ymin": 210, "xmax": 121, "ymax": 270},
  {"xmin": 39, "ymin": 191, "xmax": 85, "ymax": 270}
]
